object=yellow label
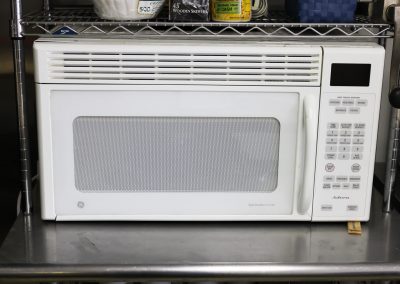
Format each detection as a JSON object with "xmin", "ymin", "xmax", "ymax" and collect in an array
[{"xmin": 211, "ymin": 0, "xmax": 251, "ymax": 22}]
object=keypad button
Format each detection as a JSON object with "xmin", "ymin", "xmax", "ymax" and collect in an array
[
  {"xmin": 327, "ymin": 130, "xmax": 339, "ymax": 137},
  {"xmin": 349, "ymin": 176, "xmax": 361, "ymax": 182},
  {"xmin": 342, "ymin": 99, "xmax": 355, "ymax": 106},
  {"xmin": 341, "ymin": 123, "xmax": 352, "ymax": 129},
  {"xmin": 351, "ymin": 164, "xmax": 361, "ymax": 173},
  {"xmin": 323, "ymin": 183, "xmax": 331, "ymax": 189},
  {"xmin": 340, "ymin": 130, "xmax": 352, "ymax": 137},
  {"xmin": 321, "ymin": 205, "xmax": 333, "ymax": 211},
  {"xmin": 356, "ymin": 99, "xmax": 368, "ymax": 106},
  {"xmin": 326, "ymin": 145, "xmax": 338, "ymax": 152},
  {"xmin": 354, "ymin": 123, "xmax": 366, "ymax": 129},
  {"xmin": 328, "ymin": 123, "xmax": 339, "ymax": 129},
  {"xmin": 325, "ymin": 163, "xmax": 335, "ymax": 172},
  {"xmin": 349, "ymin": 107, "xmax": 360, "ymax": 114},
  {"xmin": 342, "ymin": 183, "xmax": 351, "ymax": 189},
  {"xmin": 352, "ymin": 146, "xmax": 364, "ymax": 153},
  {"xmin": 351, "ymin": 153, "xmax": 363, "ymax": 160},
  {"xmin": 353, "ymin": 130, "xmax": 365, "ymax": 137},
  {"xmin": 326, "ymin": 138, "xmax": 338, "ymax": 145},
  {"xmin": 335, "ymin": 107, "xmax": 347, "ymax": 114},
  {"xmin": 339, "ymin": 146, "xmax": 350, "ymax": 152},
  {"xmin": 338, "ymin": 153, "xmax": 350, "ymax": 160},
  {"xmin": 329, "ymin": 99, "xmax": 341, "ymax": 106},
  {"xmin": 324, "ymin": 176, "xmax": 335, "ymax": 182},
  {"xmin": 347, "ymin": 205, "xmax": 359, "ymax": 211},
  {"xmin": 353, "ymin": 138, "xmax": 364, "ymax": 145},
  {"xmin": 336, "ymin": 176, "xmax": 348, "ymax": 182},
  {"xmin": 332, "ymin": 183, "xmax": 341, "ymax": 189},
  {"xmin": 339, "ymin": 138, "xmax": 351, "ymax": 145},
  {"xmin": 352, "ymin": 183, "xmax": 361, "ymax": 190},
  {"xmin": 325, "ymin": 153, "xmax": 337, "ymax": 160}
]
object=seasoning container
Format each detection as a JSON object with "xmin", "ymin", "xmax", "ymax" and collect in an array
[
  {"xmin": 170, "ymin": 0, "xmax": 210, "ymax": 21},
  {"xmin": 211, "ymin": 0, "xmax": 251, "ymax": 22},
  {"xmin": 93, "ymin": 0, "xmax": 166, "ymax": 20}
]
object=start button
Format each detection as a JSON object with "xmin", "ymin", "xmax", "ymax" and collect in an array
[{"xmin": 351, "ymin": 163, "xmax": 361, "ymax": 173}]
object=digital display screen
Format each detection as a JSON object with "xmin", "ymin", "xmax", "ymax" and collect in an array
[{"xmin": 330, "ymin": 63, "xmax": 371, "ymax": 87}]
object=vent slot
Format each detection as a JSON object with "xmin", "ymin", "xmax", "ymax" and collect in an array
[{"xmin": 47, "ymin": 51, "xmax": 322, "ymax": 85}]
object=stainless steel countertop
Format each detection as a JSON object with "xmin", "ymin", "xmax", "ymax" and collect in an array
[{"xmin": 1, "ymin": 185, "xmax": 400, "ymax": 282}]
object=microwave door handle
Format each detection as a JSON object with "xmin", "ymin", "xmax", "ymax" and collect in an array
[{"xmin": 298, "ymin": 95, "xmax": 318, "ymax": 215}]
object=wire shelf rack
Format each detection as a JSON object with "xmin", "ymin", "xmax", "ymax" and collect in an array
[{"xmin": 21, "ymin": 8, "xmax": 393, "ymax": 39}]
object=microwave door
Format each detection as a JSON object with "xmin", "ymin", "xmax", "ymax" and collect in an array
[{"xmin": 39, "ymin": 85, "xmax": 319, "ymax": 220}]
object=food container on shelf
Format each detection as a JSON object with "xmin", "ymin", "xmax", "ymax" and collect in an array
[
  {"xmin": 251, "ymin": 0, "xmax": 268, "ymax": 19},
  {"xmin": 169, "ymin": 0, "xmax": 210, "ymax": 21},
  {"xmin": 93, "ymin": 0, "xmax": 166, "ymax": 20},
  {"xmin": 211, "ymin": 0, "xmax": 252, "ymax": 22},
  {"xmin": 285, "ymin": 0, "xmax": 357, "ymax": 23}
]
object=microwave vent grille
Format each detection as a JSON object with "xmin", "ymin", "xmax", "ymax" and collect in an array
[{"xmin": 47, "ymin": 51, "xmax": 322, "ymax": 86}]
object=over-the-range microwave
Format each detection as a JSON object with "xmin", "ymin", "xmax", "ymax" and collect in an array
[{"xmin": 34, "ymin": 39, "xmax": 385, "ymax": 221}]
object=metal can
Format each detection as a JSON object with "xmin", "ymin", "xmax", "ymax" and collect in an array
[{"xmin": 211, "ymin": 0, "xmax": 251, "ymax": 22}]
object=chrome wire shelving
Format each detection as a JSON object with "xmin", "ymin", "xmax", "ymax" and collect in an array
[{"xmin": 21, "ymin": 8, "xmax": 393, "ymax": 38}]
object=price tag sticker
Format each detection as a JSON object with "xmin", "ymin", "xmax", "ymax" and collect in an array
[{"xmin": 138, "ymin": 0, "xmax": 162, "ymax": 15}]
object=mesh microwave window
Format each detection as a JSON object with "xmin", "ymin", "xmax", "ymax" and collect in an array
[{"xmin": 73, "ymin": 116, "xmax": 280, "ymax": 193}]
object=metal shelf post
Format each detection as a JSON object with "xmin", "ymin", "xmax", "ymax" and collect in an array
[
  {"xmin": 10, "ymin": 0, "xmax": 32, "ymax": 215},
  {"xmin": 384, "ymin": 5, "xmax": 400, "ymax": 212}
]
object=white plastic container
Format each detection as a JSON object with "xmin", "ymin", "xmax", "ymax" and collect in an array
[{"xmin": 93, "ymin": 0, "xmax": 166, "ymax": 20}]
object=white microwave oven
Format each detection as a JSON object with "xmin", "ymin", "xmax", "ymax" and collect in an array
[{"xmin": 34, "ymin": 39, "xmax": 385, "ymax": 221}]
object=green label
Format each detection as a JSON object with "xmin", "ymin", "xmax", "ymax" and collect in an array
[{"xmin": 215, "ymin": 1, "xmax": 240, "ymax": 14}]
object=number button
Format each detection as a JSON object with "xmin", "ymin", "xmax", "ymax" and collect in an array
[
  {"xmin": 338, "ymin": 153, "xmax": 350, "ymax": 160},
  {"xmin": 340, "ymin": 130, "xmax": 352, "ymax": 137},
  {"xmin": 352, "ymin": 146, "xmax": 364, "ymax": 153},
  {"xmin": 326, "ymin": 138, "xmax": 338, "ymax": 145},
  {"xmin": 353, "ymin": 130, "xmax": 365, "ymax": 137},
  {"xmin": 326, "ymin": 146, "xmax": 338, "ymax": 152},
  {"xmin": 339, "ymin": 138, "xmax": 351, "ymax": 145},
  {"xmin": 339, "ymin": 146, "xmax": 350, "ymax": 152},
  {"xmin": 352, "ymin": 138, "xmax": 364, "ymax": 145},
  {"xmin": 327, "ymin": 130, "xmax": 339, "ymax": 137}
]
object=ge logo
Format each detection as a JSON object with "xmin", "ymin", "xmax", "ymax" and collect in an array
[{"xmin": 77, "ymin": 201, "xmax": 85, "ymax": 208}]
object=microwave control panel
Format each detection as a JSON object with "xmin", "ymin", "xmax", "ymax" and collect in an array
[
  {"xmin": 313, "ymin": 93, "xmax": 376, "ymax": 220},
  {"xmin": 312, "ymin": 45, "xmax": 384, "ymax": 221}
]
